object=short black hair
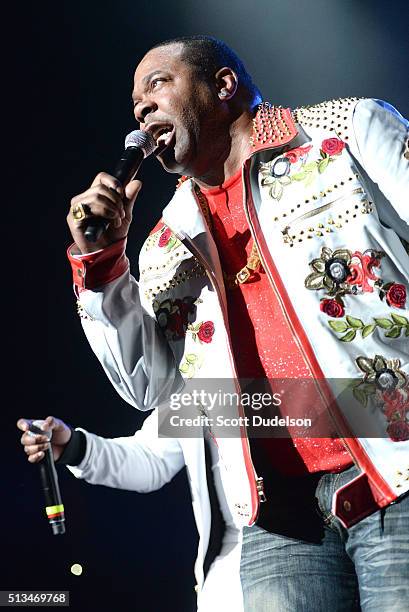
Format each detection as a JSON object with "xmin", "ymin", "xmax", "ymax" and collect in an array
[{"xmin": 149, "ymin": 35, "xmax": 262, "ymax": 108}]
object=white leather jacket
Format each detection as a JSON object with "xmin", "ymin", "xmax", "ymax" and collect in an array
[{"xmin": 67, "ymin": 98, "xmax": 409, "ymax": 610}]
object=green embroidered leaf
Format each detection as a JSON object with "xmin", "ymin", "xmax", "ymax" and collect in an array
[
  {"xmin": 362, "ymin": 324, "xmax": 376, "ymax": 338},
  {"xmin": 321, "ymin": 247, "xmax": 333, "ymax": 261},
  {"xmin": 361, "ymin": 383, "xmax": 376, "ymax": 395},
  {"xmin": 396, "ymin": 372, "xmax": 407, "ymax": 387},
  {"xmin": 291, "ymin": 171, "xmax": 308, "ymax": 181},
  {"xmin": 179, "ymin": 362, "xmax": 190, "ymax": 374},
  {"xmin": 373, "ymin": 355, "xmax": 387, "ymax": 370},
  {"xmin": 356, "ymin": 356, "xmax": 375, "ymax": 374},
  {"xmin": 270, "ymin": 180, "xmax": 283, "ymax": 200},
  {"xmin": 318, "ymin": 157, "xmax": 330, "ymax": 174},
  {"xmin": 384, "ymin": 326, "xmax": 402, "ymax": 338},
  {"xmin": 332, "ymin": 249, "xmax": 351, "ymax": 261},
  {"xmin": 340, "ymin": 330, "xmax": 357, "ymax": 342},
  {"xmin": 328, "ymin": 320, "xmax": 349, "ymax": 332},
  {"xmin": 185, "ymin": 353, "xmax": 198, "ymax": 364},
  {"xmin": 353, "ymin": 387, "xmax": 368, "ymax": 407},
  {"xmin": 305, "ymin": 272, "xmax": 325, "ymax": 290},
  {"xmin": 374, "ymin": 317, "xmax": 393, "ymax": 329},
  {"xmin": 165, "ymin": 236, "xmax": 177, "ymax": 252},
  {"xmin": 391, "ymin": 313, "xmax": 408, "ymax": 326},
  {"xmin": 280, "ymin": 176, "xmax": 292, "ymax": 186},
  {"xmin": 323, "ymin": 275, "xmax": 336, "ymax": 291},
  {"xmin": 310, "ymin": 258, "xmax": 326, "ymax": 273},
  {"xmin": 303, "ymin": 162, "xmax": 318, "ymax": 172},
  {"xmin": 405, "ymin": 325, "xmax": 409, "ymax": 337},
  {"xmin": 346, "ymin": 316, "xmax": 364, "ymax": 329}
]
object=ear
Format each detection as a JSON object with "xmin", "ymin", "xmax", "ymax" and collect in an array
[{"xmin": 215, "ymin": 67, "xmax": 238, "ymax": 100}]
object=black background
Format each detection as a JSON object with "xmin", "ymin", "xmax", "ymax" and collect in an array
[{"xmin": 5, "ymin": 1, "xmax": 409, "ymax": 611}]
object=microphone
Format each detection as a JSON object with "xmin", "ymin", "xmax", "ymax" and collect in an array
[
  {"xmin": 28, "ymin": 420, "xmax": 66, "ymax": 535},
  {"xmin": 84, "ymin": 129, "xmax": 156, "ymax": 243}
]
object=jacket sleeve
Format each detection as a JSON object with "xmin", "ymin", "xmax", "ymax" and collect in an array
[
  {"xmin": 66, "ymin": 409, "xmax": 185, "ymax": 492},
  {"xmin": 70, "ymin": 241, "xmax": 183, "ymax": 411},
  {"xmin": 349, "ymin": 98, "xmax": 409, "ymax": 229}
]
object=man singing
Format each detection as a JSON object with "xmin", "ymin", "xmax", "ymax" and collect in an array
[{"xmin": 19, "ymin": 36, "xmax": 409, "ymax": 611}]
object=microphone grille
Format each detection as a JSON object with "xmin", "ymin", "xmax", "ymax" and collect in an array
[{"xmin": 124, "ymin": 130, "xmax": 156, "ymax": 157}]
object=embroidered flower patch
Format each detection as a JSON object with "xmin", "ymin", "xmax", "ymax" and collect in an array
[
  {"xmin": 305, "ymin": 246, "xmax": 406, "ymax": 316},
  {"xmin": 178, "ymin": 321, "xmax": 215, "ymax": 378},
  {"xmin": 153, "ymin": 296, "xmax": 197, "ymax": 340},
  {"xmin": 187, "ymin": 320, "xmax": 215, "ymax": 344},
  {"xmin": 158, "ymin": 226, "xmax": 181, "ymax": 252},
  {"xmin": 353, "ymin": 354, "xmax": 409, "ymax": 441},
  {"xmin": 260, "ymin": 138, "xmax": 346, "ymax": 200}
]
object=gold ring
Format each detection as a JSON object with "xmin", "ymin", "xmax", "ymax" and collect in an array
[{"xmin": 71, "ymin": 203, "xmax": 88, "ymax": 221}]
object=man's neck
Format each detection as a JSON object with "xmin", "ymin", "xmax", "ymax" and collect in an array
[{"xmin": 193, "ymin": 109, "xmax": 255, "ymax": 189}]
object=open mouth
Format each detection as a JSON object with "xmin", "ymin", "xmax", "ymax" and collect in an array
[
  {"xmin": 155, "ymin": 128, "xmax": 176, "ymax": 157},
  {"xmin": 150, "ymin": 124, "xmax": 175, "ymax": 147}
]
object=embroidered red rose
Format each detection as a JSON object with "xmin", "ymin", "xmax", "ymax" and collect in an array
[
  {"xmin": 320, "ymin": 299, "xmax": 345, "ymax": 318},
  {"xmin": 285, "ymin": 144, "xmax": 313, "ymax": 164},
  {"xmin": 385, "ymin": 283, "xmax": 406, "ymax": 309},
  {"xmin": 382, "ymin": 390, "xmax": 408, "ymax": 421},
  {"xmin": 346, "ymin": 263, "xmax": 363, "ymax": 286},
  {"xmin": 321, "ymin": 138, "xmax": 345, "ymax": 156},
  {"xmin": 386, "ymin": 420, "xmax": 409, "ymax": 442},
  {"xmin": 197, "ymin": 321, "xmax": 215, "ymax": 343},
  {"xmin": 159, "ymin": 227, "xmax": 172, "ymax": 247},
  {"xmin": 346, "ymin": 251, "xmax": 382, "ymax": 292}
]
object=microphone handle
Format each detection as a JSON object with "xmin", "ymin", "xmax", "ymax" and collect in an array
[
  {"xmin": 29, "ymin": 422, "xmax": 65, "ymax": 535},
  {"xmin": 40, "ymin": 448, "xmax": 66, "ymax": 535},
  {"xmin": 84, "ymin": 147, "xmax": 144, "ymax": 243}
]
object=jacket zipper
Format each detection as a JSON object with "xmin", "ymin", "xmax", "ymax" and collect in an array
[
  {"xmin": 242, "ymin": 158, "xmax": 363, "ymax": 470},
  {"xmin": 281, "ymin": 187, "xmax": 365, "ymax": 244},
  {"xmin": 165, "ymin": 198, "xmax": 265, "ymax": 522}
]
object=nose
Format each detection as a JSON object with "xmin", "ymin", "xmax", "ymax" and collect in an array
[{"xmin": 134, "ymin": 96, "xmax": 157, "ymax": 124}]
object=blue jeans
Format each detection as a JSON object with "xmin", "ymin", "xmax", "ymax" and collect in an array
[{"xmin": 240, "ymin": 465, "xmax": 409, "ymax": 611}]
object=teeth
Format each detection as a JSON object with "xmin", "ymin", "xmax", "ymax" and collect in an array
[{"xmin": 156, "ymin": 128, "xmax": 173, "ymax": 146}]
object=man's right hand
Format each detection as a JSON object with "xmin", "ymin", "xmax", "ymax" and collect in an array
[
  {"xmin": 17, "ymin": 416, "xmax": 72, "ymax": 463},
  {"xmin": 67, "ymin": 173, "xmax": 142, "ymax": 254}
]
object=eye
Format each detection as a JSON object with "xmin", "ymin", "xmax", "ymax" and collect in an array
[{"xmin": 151, "ymin": 77, "xmax": 165, "ymax": 89}]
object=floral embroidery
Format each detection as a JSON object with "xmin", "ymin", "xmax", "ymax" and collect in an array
[
  {"xmin": 178, "ymin": 321, "xmax": 215, "ymax": 378},
  {"xmin": 187, "ymin": 320, "xmax": 215, "ymax": 344},
  {"xmin": 158, "ymin": 226, "xmax": 181, "ymax": 252},
  {"xmin": 329, "ymin": 313, "xmax": 409, "ymax": 342},
  {"xmin": 260, "ymin": 138, "xmax": 347, "ymax": 201},
  {"xmin": 320, "ymin": 298, "xmax": 345, "ymax": 318},
  {"xmin": 260, "ymin": 144, "xmax": 312, "ymax": 201},
  {"xmin": 321, "ymin": 138, "xmax": 345, "ymax": 156},
  {"xmin": 383, "ymin": 283, "xmax": 407, "ymax": 309},
  {"xmin": 291, "ymin": 138, "xmax": 345, "ymax": 186},
  {"xmin": 285, "ymin": 144, "xmax": 313, "ymax": 164},
  {"xmin": 179, "ymin": 352, "xmax": 203, "ymax": 378},
  {"xmin": 260, "ymin": 161, "xmax": 291, "ymax": 201},
  {"xmin": 305, "ymin": 246, "xmax": 406, "ymax": 316},
  {"xmin": 354, "ymin": 355, "xmax": 409, "ymax": 442},
  {"xmin": 153, "ymin": 297, "xmax": 197, "ymax": 340}
]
